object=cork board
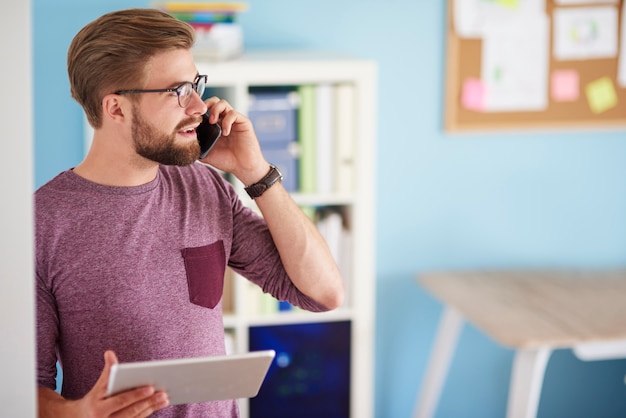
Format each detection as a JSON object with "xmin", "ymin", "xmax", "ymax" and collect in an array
[{"xmin": 445, "ymin": 0, "xmax": 626, "ymax": 132}]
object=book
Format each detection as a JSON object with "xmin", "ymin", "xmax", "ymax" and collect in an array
[
  {"xmin": 333, "ymin": 83, "xmax": 356, "ymax": 194},
  {"xmin": 315, "ymin": 207, "xmax": 353, "ymax": 306},
  {"xmin": 259, "ymin": 292, "xmax": 279, "ymax": 314},
  {"xmin": 338, "ymin": 226, "xmax": 353, "ymax": 308},
  {"xmin": 316, "ymin": 208, "xmax": 352, "ymax": 307},
  {"xmin": 297, "ymin": 85, "xmax": 317, "ymax": 193},
  {"xmin": 170, "ymin": 12, "xmax": 237, "ymax": 23},
  {"xmin": 262, "ymin": 146, "xmax": 299, "ymax": 193},
  {"xmin": 248, "ymin": 91, "xmax": 299, "ymax": 143},
  {"xmin": 224, "ymin": 330, "xmax": 236, "ymax": 354},
  {"xmin": 248, "ymin": 91, "xmax": 300, "ymax": 192},
  {"xmin": 315, "ymin": 83, "xmax": 334, "ymax": 194},
  {"xmin": 158, "ymin": 2, "xmax": 249, "ymax": 12},
  {"xmin": 316, "ymin": 209, "xmax": 343, "ymax": 265},
  {"xmin": 222, "ymin": 267, "xmax": 235, "ymax": 314},
  {"xmin": 244, "ymin": 279, "xmax": 261, "ymax": 316}
]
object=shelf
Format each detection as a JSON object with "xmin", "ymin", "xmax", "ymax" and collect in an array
[
  {"xmin": 223, "ymin": 308, "xmax": 354, "ymax": 329},
  {"xmin": 291, "ymin": 192, "xmax": 354, "ymax": 206},
  {"xmin": 200, "ymin": 50, "xmax": 377, "ymax": 418}
]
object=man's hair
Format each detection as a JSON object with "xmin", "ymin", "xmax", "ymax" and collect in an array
[{"xmin": 67, "ymin": 8, "xmax": 195, "ymax": 128}]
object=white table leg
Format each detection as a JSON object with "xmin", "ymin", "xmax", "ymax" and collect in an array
[
  {"xmin": 506, "ymin": 347, "xmax": 552, "ymax": 418},
  {"xmin": 413, "ymin": 307, "xmax": 464, "ymax": 418},
  {"xmin": 573, "ymin": 338, "xmax": 626, "ymax": 361}
]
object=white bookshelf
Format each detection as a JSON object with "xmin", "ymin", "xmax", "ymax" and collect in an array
[{"xmin": 196, "ymin": 50, "xmax": 377, "ymax": 418}]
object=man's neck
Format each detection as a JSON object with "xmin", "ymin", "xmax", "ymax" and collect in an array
[{"xmin": 74, "ymin": 134, "xmax": 160, "ymax": 187}]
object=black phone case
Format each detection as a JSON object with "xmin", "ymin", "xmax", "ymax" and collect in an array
[{"xmin": 197, "ymin": 113, "xmax": 222, "ymax": 159}]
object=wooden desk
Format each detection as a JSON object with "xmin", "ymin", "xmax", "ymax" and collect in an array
[{"xmin": 413, "ymin": 270, "xmax": 626, "ymax": 418}]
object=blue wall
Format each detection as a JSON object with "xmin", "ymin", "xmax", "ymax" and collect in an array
[{"xmin": 33, "ymin": 1, "xmax": 626, "ymax": 417}]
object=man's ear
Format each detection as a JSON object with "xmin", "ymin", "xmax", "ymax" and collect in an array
[{"xmin": 101, "ymin": 94, "xmax": 128, "ymax": 124}]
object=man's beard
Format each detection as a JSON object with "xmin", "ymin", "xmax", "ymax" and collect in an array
[{"xmin": 131, "ymin": 104, "xmax": 201, "ymax": 166}]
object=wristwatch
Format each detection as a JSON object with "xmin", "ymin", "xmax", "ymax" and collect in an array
[{"xmin": 244, "ymin": 164, "xmax": 283, "ymax": 199}]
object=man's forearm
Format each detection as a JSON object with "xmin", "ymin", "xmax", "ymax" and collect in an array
[
  {"xmin": 255, "ymin": 182, "xmax": 345, "ymax": 309},
  {"xmin": 38, "ymin": 387, "xmax": 78, "ymax": 418}
]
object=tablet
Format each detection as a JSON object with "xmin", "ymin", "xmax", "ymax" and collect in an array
[{"xmin": 106, "ymin": 350, "xmax": 275, "ymax": 405}]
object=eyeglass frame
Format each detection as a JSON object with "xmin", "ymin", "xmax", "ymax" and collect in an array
[{"xmin": 114, "ymin": 74, "xmax": 208, "ymax": 108}]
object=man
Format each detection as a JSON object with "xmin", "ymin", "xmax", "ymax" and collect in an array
[{"xmin": 35, "ymin": 8, "xmax": 344, "ymax": 418}]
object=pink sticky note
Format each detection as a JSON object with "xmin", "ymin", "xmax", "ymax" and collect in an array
[
  {"xmin": 461, "ymin": 77, "xmax": 486, "ymax": 111},
  {"xmin": 551, "ymin": 70, "xmax": 579, "ymax": 102}
]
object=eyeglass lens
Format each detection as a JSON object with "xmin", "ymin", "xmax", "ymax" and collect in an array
[
  {"xmin": 195, "ymin": 76, "xmax": 206, "ymax": 98},
  {"xmin": 178, "ymin": 76, "xmax": 207, "ymax": 107}
]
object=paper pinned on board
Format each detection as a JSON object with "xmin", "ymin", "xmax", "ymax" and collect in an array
[
  {"xmin": 553, "ymin": 6, "xmax": 618, "ymax": 61},
  {"xmin": 481, "ymin": 14, "xmax": 550, "ymax": 112},
  {"xmin": 453, "ymin": 0, "xmax": 545, "ymax": 38}
]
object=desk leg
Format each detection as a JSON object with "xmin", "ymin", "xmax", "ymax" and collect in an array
[
  {"xmin": 506, "ymin": 347, "xmax": 552, "ymax": 418},
  {"xmin": 413, "ymin": 307, "xmax": 464, "ymax": 418},
  {"xmin": 573, "ymin": 338, "xmax": 626, "ymax": 361}
]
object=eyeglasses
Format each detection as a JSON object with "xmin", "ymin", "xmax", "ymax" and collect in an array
[{"xmin": 114, "ymin": 74, "xmax": 208, "ymax": 108}]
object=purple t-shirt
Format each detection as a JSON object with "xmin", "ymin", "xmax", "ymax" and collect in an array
[{"xmin": 35, "ymin": 163, "xmax": 326, "ymax": 417}]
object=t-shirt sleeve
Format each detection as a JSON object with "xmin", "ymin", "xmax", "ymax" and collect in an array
[{"xmin": 36, "ymin": 269, "xmax": 60, "ymax": 390}]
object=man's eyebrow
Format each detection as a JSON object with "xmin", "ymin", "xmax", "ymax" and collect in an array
[{"xmin": 166, "ymin": 73, "xmax": 200, "ymax": 89}]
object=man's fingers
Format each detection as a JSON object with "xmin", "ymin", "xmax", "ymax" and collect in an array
[
  {"xmin": 205, "ymin": 97, "xmax": 234, "ymax": 124},
  {"xmin": 92, "ymin": 350, "xmax": 118, "ymax": 397},
  {"xmin": 134, "ymin": 391, "xmax": 169, "ymax": 418},
  {"xmin": 104, "ymin": 350, "xmax": 119, "ymax": 366},
  {"xmin": 108, "ymin": 388, "xmax": 169, "ymax": 418}
]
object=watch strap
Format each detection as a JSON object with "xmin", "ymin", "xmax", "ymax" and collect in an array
[{"xmin": 244, "ymin": 164, "xmax": 283, "ymax": 199}]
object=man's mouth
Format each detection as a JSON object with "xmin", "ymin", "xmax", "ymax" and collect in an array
[
  {"xmin": 177, "ymin": 117, "xmax": 203, "ymax": 138},
  {"xmin": 177, "ymin": 123, "xmax": 201, "ymax": 139}
]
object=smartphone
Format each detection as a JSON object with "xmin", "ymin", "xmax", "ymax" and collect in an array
[{"xmin": 196, "ymin": 112, "xmax": 222, "ymax": 159}]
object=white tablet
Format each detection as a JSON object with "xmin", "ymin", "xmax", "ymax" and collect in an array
[{"xmin": 106, "ymin": 350, "xmax": 275, "ymax": 405}]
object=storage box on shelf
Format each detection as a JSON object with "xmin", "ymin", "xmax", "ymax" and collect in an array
[
  {"xmin": 158, "ymin": 2, "xmax": 249, "ymax": 61},
  {"xmin": 196, "ymin": 50, "xmax": 377, "ymax": 418}
]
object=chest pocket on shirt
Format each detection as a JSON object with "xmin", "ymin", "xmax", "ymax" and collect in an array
[{"xmin": 181, "ymin": 241, "xmax": 226, "ymax": 309}]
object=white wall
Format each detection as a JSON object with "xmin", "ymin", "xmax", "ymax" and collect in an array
[{"xmin": 0, "ymin": 0, "xmax": 36, "ymax": 416}]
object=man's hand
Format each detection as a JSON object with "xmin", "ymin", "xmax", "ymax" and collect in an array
[
  {"xmin": 38, "ymin": 351, "xmax": 169, "ymax": 418},
  {"xmin": 199, "ymin": 97, "xmax": 270, "ymax": 185}
]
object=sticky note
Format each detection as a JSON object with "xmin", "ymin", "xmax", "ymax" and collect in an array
[
  {"xmin": 461, "ymin": 77, "xmax": 486, "ymax": 112},
  {"xmin": 585, "ymin": 76, "xmax": 618, "ymax": 114},
  {"xmin": 497, "ymin": 0, "xmax": 519, "ymax": 8},
  {"xmin": 551, "ymin": 70, "xmax": 579, "ymax": 102}
]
